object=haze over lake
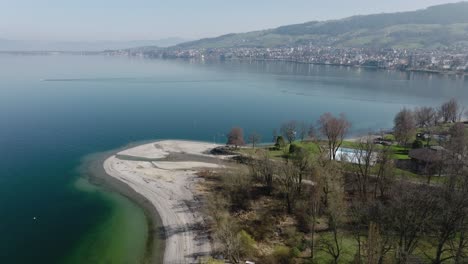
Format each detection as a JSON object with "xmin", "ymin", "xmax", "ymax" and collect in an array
[{"xmin": 0, "ymin": 54, "xmax": 467, "ymax": 263}]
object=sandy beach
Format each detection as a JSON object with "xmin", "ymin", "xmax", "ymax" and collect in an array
[{"xmin": 103, "ymin": 140, "xmax": 225, "ymax": 264}]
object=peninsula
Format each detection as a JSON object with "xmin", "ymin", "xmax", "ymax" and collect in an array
[
  {"xmin": 103, "ymin": 140, "xmax": 226, "ymax": 263},
  {"xmin": 101, "ymin": 99, "xmax": 468, "ymax": 263}
]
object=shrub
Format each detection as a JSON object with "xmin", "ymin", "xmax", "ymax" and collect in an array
[
  {"xmin": 248, "ymin": 212, "xmax": 276, "ymax": 241},
  {"xmin": 222, "ymin": 170, "xmax": 252, "ymax": 211},
  {"xmin": 302, "ymin": 259, "xmax": 315, "ymax": 264},
  {"xmin": 273, "ymin": 245, "xmax": 292, "ymax": 264},
  {"xmin": 412, "ymin": 139, "xmax": 424, "ymax": 149},
  {"xmin": 200, "ymin": 257, "xmax": 225, "ymax": 264},
  {"xmin": 294, "ymin": 206, "xmax": 311, "ymax": 233},
  {"xmin": 290, "ymin": 247, "xmax": 301, "ymax": 258},
  {"xmin": 284, "ymin": 227, "xmax": 305, "ymax": 250},
  {"xmin": 275, "ymin": 136, "xmax": 286, "ymax": 150},
  {"xmin": 238, "ymin": 230, "xmax": 256, "ymax": 258},
  {"xmin": 383, "ymin": 134, "xmax": 395, "ymax": 142},
  {"xmin": 289, "ymin": 143, "xmax": 302, "ymax": 154}
]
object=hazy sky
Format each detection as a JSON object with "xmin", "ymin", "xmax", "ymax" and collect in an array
[{"xmin": 0, "ymin": 0, "xmax": 462, "ymax": 41}]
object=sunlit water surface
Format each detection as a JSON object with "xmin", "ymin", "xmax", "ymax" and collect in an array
[{"xmin": 0, "ymin": 55, "xmax": 467, "ymax": 263}]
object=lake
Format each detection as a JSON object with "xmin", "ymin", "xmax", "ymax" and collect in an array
[{"xmin": 0, "ymin": 55, "xmax": 467, "ymax": 263}]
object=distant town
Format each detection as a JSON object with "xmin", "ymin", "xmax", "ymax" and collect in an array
[
  {"xmin": 5, "ymin": 44, "xmax": 468, "ymax": 75},
  {"xmin": 108, "ymin": 45, "xmax": 468, "ymax": 75}
]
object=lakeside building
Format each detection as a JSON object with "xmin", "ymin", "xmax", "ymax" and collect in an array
[{"xmin": 108, "ymin": 45, "xmax": 468, "ymax": 75}]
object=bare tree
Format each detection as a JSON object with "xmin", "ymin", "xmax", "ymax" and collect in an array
[
  {"xmin": 308, "ymin": 124, "xmax": 316, "ymax": 139},
  {"xmin": 388, "ymin": 184, "xmax": 438, "ymax": 264},
  {"xmin": 277, "ymin": 162, "xmax": 302, "ymax": 214},
  {"xmin": 214, "ymin": 216, "xmax": 241, "ymax": 263},
  {"xmin": 352, "ymin": 136, "xmax": 377, "ymax": 202},
  {"xmin": 393, "ymin": 108, "xmax": 416, "ymax": 147},
  {"xmin": 205, "ymin": 193, "xmax": 230, "ymax": 229},
  {"xmin": 309, "ymin": 182, "xmax": 322, "ymax": 261},
  {"xmin": 227, "ymin": 127, "xmax": 245, "ymax": 148},
  {"xmin": 368, "ymin": 202, "xmax": 395, "ymax": 264},
  {"xmin": 348, "ymin": 201, "xmax": 367, "ymax": 264},
  {"xmin": 318, "ymin": 113, "xmax": 351, "ymax": 160},
  {"xmin": 414, "ymin": 106, "xmax": 437, "ymax": 128},
  {"xmin": 298, "ymin": 121, "xmax": 308, "ymax": 142},
  {"xmin": 440, "ymin": 138, "xmax": 468, "ymax": 263},
  {"xmin": 318, "ymin": 165, "xmax": 345, "ymax": 264},
  {"xmin": 290, "ymin": 146, "xmax": 311, "ymax": 194},
  {"xmin": 429, "ymin": 189, "xmax": 468, "ymax": 264},
  {"xmin": 449, "ymin": 213, "xmax": 468, "ymax": 264},
  {"xmin": 275, "ymin": 135, "xmax": 286, "ymax": 150},
  {"xmin": 205, "ymin": 194, "xmax": 242, "ymax": 263},
  {"xmin": 280, "ymin": 120, "xmax": 298, "ymax": 144},
  {"xmin": 457, "ymin": 105, "xmax": 466, "ymax": 123},
  {"xmin": 374, "ymin": 146, "xmax": 395, "ymax": 199},
  {"xmin": 439, "ymin": 99, "xmax": 459, "ymax": 123},
  {"xmin": 442, "ymin": 123, "xmax": 468, "ymax": 186},
  {"xmin": 366, "ymin": 222, "xmax": 384, "ymax": 264},
  {"xmin": 348, "ymin": 201, "xmax": 393, "ymax": 264},
  {"xmin": 248, "ymin": 150, "xmax": 274, "ymax": 195},
  {"xmin": 447, "ymin": 122, "xmax": 466, "ymax": 156},
  {"xmin": 248, "ymin": 132, "xmax": 261, "ymax": 149},
  {"xmin": 319, "ymin": 213, "xmax": 344, "ymax": 264},
  {"xmin": 222, "ymin": 169, "xmax": 252, "ymax": 211}
]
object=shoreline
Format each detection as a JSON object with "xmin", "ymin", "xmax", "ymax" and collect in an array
[
  {"xmin": 236, "ymin": 58, "xmax": 467, "ymax": 77},
  {"xmin": 101, "ymin": 140, "xmax": 226, "ymax": 264},
  {"xmin": 82, "ymin": 143, "xmax": 165, "ymax": 264},
  {"xmin": 86, "ymin": 136, "xmax": 369, "ymax": 262},
  {"xmin": 125, "ymin": 56, "xmax": 468, "ymax": 77}
]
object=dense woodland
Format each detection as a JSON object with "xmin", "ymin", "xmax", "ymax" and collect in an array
[{"xmin": 201, "ymin": 99, "xmax": 468, "ymax": 264}]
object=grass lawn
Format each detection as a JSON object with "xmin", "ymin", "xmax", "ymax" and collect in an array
[
  {"xmin": 238, "ymin": 140, "xmax": 445, "ymax": 185},
  {"xmin": 389, "ymin": 145, "xmax": 410, "ymax": 160},
  {"xmin": 295, "ymin": 141, "xmax": 321, "ymax": 154},
  {"xmin": 313, "ymin": 232, "xmax": 358, "ymax": 264},
  {"xmin": 238, "ymin": 146, "xmax": 285, "ymax": 160},
  {"xmin": 340, "ymin": 141, "xmax": 361, "ymax": 149},
  {"xmin": 394, "ymin": 168, "xmax": 446, "ymax": 184},
  {"xmin": 240, "ymin": 139, "xmax": 413, "ymax": 161}
]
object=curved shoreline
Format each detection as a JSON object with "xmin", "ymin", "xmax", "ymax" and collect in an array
[
  {"xmin": 84, "ymin": 146, "xmax": 165, "ymax": 264},
  {"xmin": 101, "ymin": 140, "xmax": 224, "ymax": 264}
]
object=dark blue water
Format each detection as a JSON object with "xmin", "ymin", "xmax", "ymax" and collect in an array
[{"xmin": 0, "ymin": 55, "xmax": 467, "ymax": 263}]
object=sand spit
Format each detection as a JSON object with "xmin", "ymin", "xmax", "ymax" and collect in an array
[{"xmin": 104, "ymin": 140, "xmax": 224, "ymax": 264}]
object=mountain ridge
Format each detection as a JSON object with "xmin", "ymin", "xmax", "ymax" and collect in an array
[{"xmin": 169, "ymin": 2, "xmax": 468, "ymax": 50}]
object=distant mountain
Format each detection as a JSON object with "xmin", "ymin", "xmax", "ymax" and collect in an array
[
  {"xmin": 172, "ymin": 2, "xmax": 468, "ymax": 50},
  {"xmin": 0, "ymin": 37, "xmax": 189, "ymax": 51}
]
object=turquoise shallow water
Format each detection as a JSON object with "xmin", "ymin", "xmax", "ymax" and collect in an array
[
  {"xmin": 67, "ymin": 177, "xmax": 149, "ymax": 264},
  {"xmin": 0, "ymin": 55, "xmax": 467, "ymax": 263}
]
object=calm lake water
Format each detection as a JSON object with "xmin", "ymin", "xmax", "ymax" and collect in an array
[{"xmin": 0, "ymin": 55, "xmax": 467, "ymax": 263}]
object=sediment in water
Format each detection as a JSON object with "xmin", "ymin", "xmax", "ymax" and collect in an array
[{"xmin": 78, "ymin": 143, "xmax": 165, "ymax": 264}]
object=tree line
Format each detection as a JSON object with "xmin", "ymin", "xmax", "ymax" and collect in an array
[{"xmin": 210, "ymin": 100, "xmax": 468, "ymax": 264}]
